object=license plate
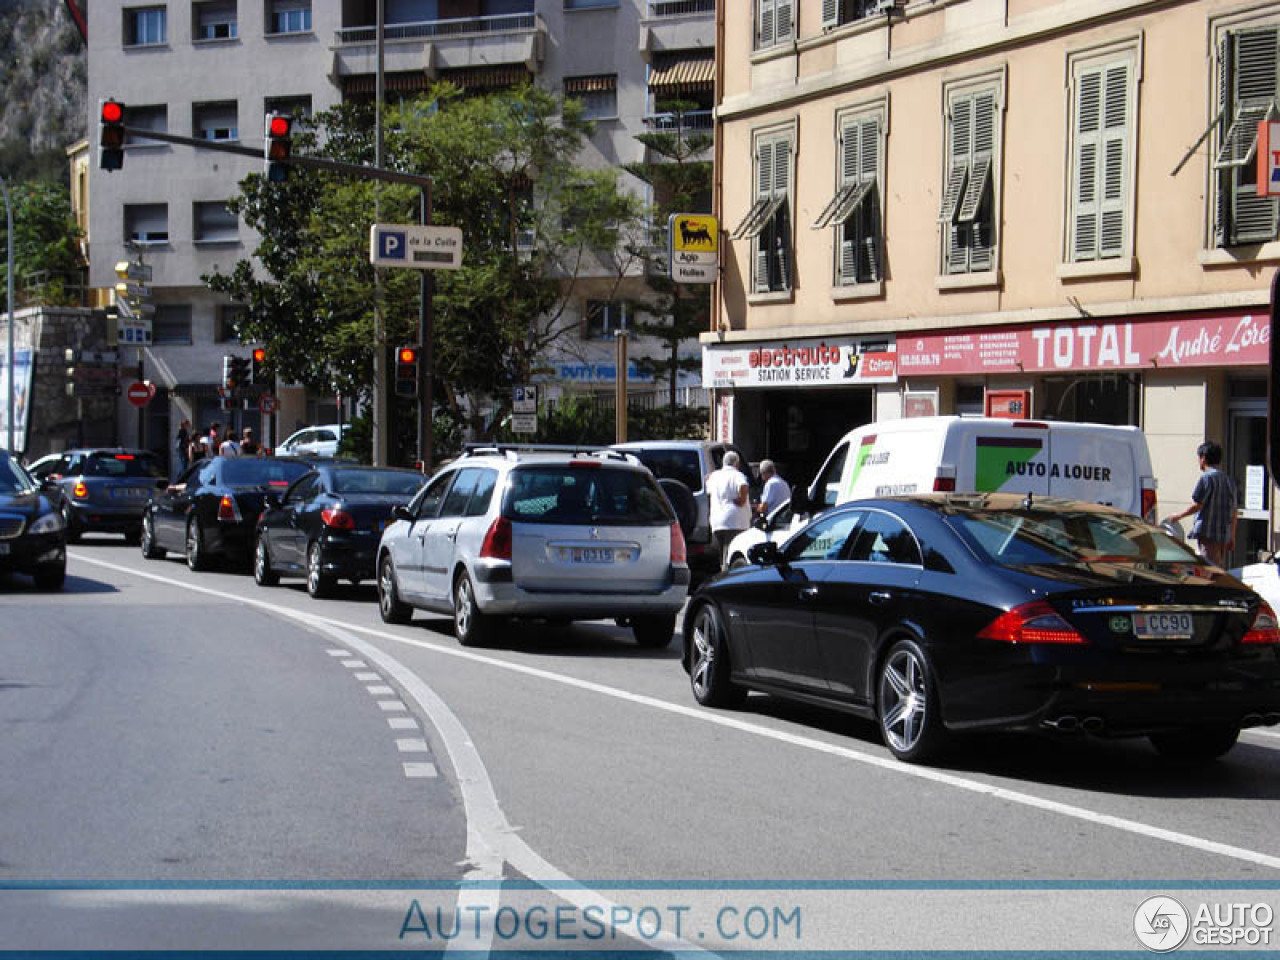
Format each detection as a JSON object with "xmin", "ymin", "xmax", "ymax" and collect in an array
[
  {"xmin": 570, "ymin": 547, "xmax": 614, "ymax": 564},
  {"xmin": 1133, "ymin": 612, "xmax": 1194, "ymax": 639},
  {"xmin": 112, "ymin": 487, "xmax": 149, "ymax": 500},
  {"xmin": 0, "ymin": 542, "xmax": 9, "ymax": 555}
]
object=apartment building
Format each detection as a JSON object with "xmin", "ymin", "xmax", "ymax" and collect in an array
[
  {"xmin": 86, "ymin": 0, "xmax": 713, "ymax": 456},
  {"xmin": 710, "ymin": 0, "xmax": 1280, "ymax": 565}
]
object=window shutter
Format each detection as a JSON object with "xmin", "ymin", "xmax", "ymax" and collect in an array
[
  {"xmin": 757, "ymin": 138, "xmax": 774, "ymax": 198},
  {"xmin": 861, "ymin": 119, "xmax": 881, "ymax": 282},
  {"xmin": 773, "ymin": 138, "xmax": 791, "ymax": 198},
  {"xmin": 755, "ymin": 243, "xmax": 772, "ymax": 293},
  {"xmin": 1098, "ymin": 63, "xmax": 1130, "ymax": 258},
  {"xmin": 958, "ymin": 93, "xmax": 994, "ymax": 223},
  {"xmin": 938, "ymin": 97, "xmax": 971, "ymax": 224},
  {"xmin": 840, "ymin": 239, "xmax": 857, "ymax": 281},
  {"xmin": 776, "ymin": 0, "xmax": 793, "ymax": 42},
  {"xmin": 1072, "ymin": 68, "xmax": 1103, "ymax": 260},
  {"xmin": 758, "ymin": 0, "xmax": 774, "ymax": 48},
  {"xmin": 1214, "ymin": 34, "xmax": 1233, "ymax": 248},
  {"xmin": 822, "ymin": 0, "xmax": 839, "ymax": 30},
  {"xmin": 1231, "ymin": 28, "xmax": 1280, "ymax": 244}
]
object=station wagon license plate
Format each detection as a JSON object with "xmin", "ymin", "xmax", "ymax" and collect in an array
[
  {"xmin": 1132, "ymin": 612, "xmax": 1193, "ymax": 639},
  {"xmin": 570, "ymin": 547, "xmax": 614, "ymax": 564},
  {"xmin": 112, "ymin": 487, "xmax": 150, "ymax": 500}
]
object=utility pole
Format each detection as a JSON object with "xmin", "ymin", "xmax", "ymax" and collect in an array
[
  {"xmin": 2, "ymin": 176, "xmax": 13, "ymax": 451},
  {"xmin": 371, "ymin": 0, "xmax": 389, "ymax": 466},
  {"xmin": 419, "ymin": 187, "xmax": 435, "ymax": 473}
]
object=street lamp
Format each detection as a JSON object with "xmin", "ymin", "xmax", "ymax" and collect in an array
[{"xmin": 1, "ymin": 175, "xmax": 13, "ymax": 452}]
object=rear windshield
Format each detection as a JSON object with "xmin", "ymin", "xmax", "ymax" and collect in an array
[
  {"xmin": 504, "ymin": 466, "xmax": 674, "ymax": 526},
  {"xmin": 331, "ymin": 469, "xmax": 425, "ymax": 495},
  {"xmin": 947, "ymin": 509, "xmax": 1199, "ymax": 567},
  {"xmin": 627, "ymin": 449, "xmax": 703, "ymax": 492},
  {"xmin": 222, "ymin": 458, "xmax": 312, "ymax": 487},
  {"xmin": 82, "ymin": 453, "xmax": 166, "ymax": 479}
]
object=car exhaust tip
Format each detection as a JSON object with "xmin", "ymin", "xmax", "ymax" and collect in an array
[
  {"xmin": 1047, "ymin": 715, "xmax": 1080, "ymax": 732},
  {"xmin": 1081, "ymin": 716, "xmax": 1104, "ymax": 734},
  {"xmin": 1242, "ymin": 713, "xmax": 1265, "ymax": 728}
]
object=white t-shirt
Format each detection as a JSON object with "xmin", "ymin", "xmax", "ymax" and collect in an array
[
  {"xmin": 707, "ymin": 466, "xmax": 752, "ymax": 532},
  {"xmin": 219, "ymin": 440, "xmax": 240, "ymax": 457}
]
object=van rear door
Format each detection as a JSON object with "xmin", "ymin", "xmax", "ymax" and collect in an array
[
  {"xmin": 1043, "ymin": 423, "xmax": 1142, "ymax": 515},
  {"xmin": 966, "ymin": 423, "xmax": 1053, "ymax": 498}
]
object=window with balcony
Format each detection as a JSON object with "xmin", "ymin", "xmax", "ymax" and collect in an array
[
  {"xmin": 193, "ymin": 101, "xmax": 239, "ymax": 141},
  {"xmin": 814, "ymin": 109, "xmax": 883, "ymax": 287},
  {"xmin": 194, "ymin": 1, "xmax": 238, "ymax": 40},
  {"xmin": 1067, "ymin": 50, "xmax": 1136, "ymax": 263},
  {"xmin": 821, "ymin": 0, "xmax": 892, "ymax": 29},
  {"xmin": 124, "ymin": 204, "xmax": 169, "ymax": 245},
  {"xmin": 194, "ymin": 201, "xmax": 239, "ymax": 243},
  {"xmin": 585, "ymin": 300, "xmax": 628, "ymax": 338},
  {"xmin": 755, "ymin": 0, "xmax": 794, "ymax": 50},
  {"xmin": 1212, "ymin": 26, "xmax": 1280, "ymax": 247},
  {"xmin": 732, "ymin": 128, "xmax": 793, "ymax": 294},
  {"xmin": 153, "ymin": 305, "xmax": 193, "ymax": 346},
  {"xmin": 268, "ymin": 0, "xmax": 311, "ymax": 33},
  {"xmin": 939, "ymin": 80, "xmax": 1000, "ymax": 275},
  {"xmin": 124, "ymin": 104, "xmax": 167, "ymax": 147},
  {"xmin": 125, "ymin": 6, "xmax": 167, "ymax": 46},
  {"xmin": 565, "ymin": 0, "xmax": 617, "ymax": 9},
  {"xmin": 565, "ymin": 75, "xmax": 617, "ymax": 121}
]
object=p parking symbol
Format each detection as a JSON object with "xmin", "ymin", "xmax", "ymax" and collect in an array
[{"xmin": 379, "ymin": 230, "xmax": 407, "ymax": 260}]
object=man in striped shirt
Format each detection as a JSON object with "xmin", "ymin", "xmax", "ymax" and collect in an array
[{"xmin": 1165, "ymin": 441, "xmax": 1237, "ymax": 567}]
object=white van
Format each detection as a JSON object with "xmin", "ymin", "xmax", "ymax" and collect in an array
[{"xmin": 725, "ymin": 417, "xmax": 1158, "ymax": 566}]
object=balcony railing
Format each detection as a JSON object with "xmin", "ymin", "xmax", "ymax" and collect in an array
[
  {"xmin": 336, "ymin": 12, "xmax": 537, "ymax": 45},
  {"xmin": 648, "ymin": 0, "xmax": 715, "ymax": 16},
  {"xmin": 644, "ymin": 110, "xmax": 714, "ymax": 131}
]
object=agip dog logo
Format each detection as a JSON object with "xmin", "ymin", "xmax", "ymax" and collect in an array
[{"xmin": 671, "ymin": 215, "xmax": 719, "ymax": 254}]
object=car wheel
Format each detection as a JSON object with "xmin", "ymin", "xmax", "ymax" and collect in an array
[
  {"xmin": 688, "ymin": 603, "xmax": 746, "ymax": 708},
  {"xmin": 1149, "ymin": 724, "xmax": 1241, "ymax": 763},
  {"xmin": 632, "ymin": 613, "xmax": 676, "ymax": 648},
  {"xmin": 306, "ymin": 541, "xmax": 334, "ymax": 599},
  {"xmin": 378, "ymin": 554, "xmax": 412, "ymax": 624},
  {"xmin": 453, "ymin": 570, "xmax": 494, "ymax": 647},
  {"xmin": 727, "ymin": 553, "xmax": 748, "ymax": 570},
  {"xmin": 877, "ymin": 638, "xmax": 948, "ymax": 764},
  {"xmin": 186, "ymin": 517, "xmax": 210, "ymax": 571},
  {"xmin": 32, "ymin": 558, "xmax": 66, "ymax": 592},
  {"xmin": 140, "ymin": 513, "xmax": 165, "ymax": 560},
  {"xmin": 61, "ymin": 504, "xmax": 81, "ymax": 544},
  {"xmin": 254, "ymin": 533, "xmax": 280, "ymax": 587}
]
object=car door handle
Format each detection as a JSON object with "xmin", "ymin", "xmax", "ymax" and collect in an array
[
  {"xmin": 799, "ymin": 585, "xmax": 820, "ymax": 600},
  {"xmin": 869, "ymin": 591, "xmax": 892, "ymax": 604}
]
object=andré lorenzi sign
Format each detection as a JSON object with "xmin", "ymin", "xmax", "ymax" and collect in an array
[{"xmin": 703, "ymin": 337, "xmax": 898, "ymax": 389}]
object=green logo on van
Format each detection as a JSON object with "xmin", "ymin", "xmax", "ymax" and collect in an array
[
  {"xmin": 974, "ymin": 436, "xmax": 1044, "ymax": 493},
  {"xmin": 844, "ymin": 435, "xmax": 879, "ymax": 495}
]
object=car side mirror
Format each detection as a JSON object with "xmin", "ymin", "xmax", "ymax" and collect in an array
[
  {"xmin": 752, "ymin": 514, "xmax": 769, "ymax": 531},
  {"xmin": 748, "ymin": 541, "xmax": 781, "ymax": 566},
  {"xmin": 393, "ymin": 505, "xmax": 415, "ymax": 523}
]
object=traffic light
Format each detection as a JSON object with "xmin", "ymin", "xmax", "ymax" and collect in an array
[
  {"xmin": 264, "ymin": 113, "xmax": 292, "ymax": 182},
  {"xmin": 65, "ymin": 348, "xmax": 77, "ymax": 397},
  {"xmin": 395, "ymin": 345, "xmax": 419, "ymax": 398},
  {"xmin": 250, "ymin": 347, "xmax": 267, "ymax": 385},
  {"xmin": 100, "ymin": 99, "xmax": 125, "ymax": 171},
  {"xmin": 223, "ymin": 355, "xmax": 250, "ymax": 390}
]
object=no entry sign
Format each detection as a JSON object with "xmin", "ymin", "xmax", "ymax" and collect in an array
[{"xmin": 126, "ymin": 381, "xmax": 155, "ymax": 408}]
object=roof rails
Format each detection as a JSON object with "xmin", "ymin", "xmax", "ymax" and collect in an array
[{"xmin": 461, "ymin": 443, "xmax": 635, "ymax": 463}]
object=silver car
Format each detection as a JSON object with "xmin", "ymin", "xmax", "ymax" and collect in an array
[{"xmin": 375, "ymin": 447, "xmax": 690, "ymax": 647}]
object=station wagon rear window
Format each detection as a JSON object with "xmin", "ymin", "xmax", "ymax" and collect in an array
[
  {"xmin": 504, "ymin": 466, "xmax": 674, "ymax": 526},
  {"xmin": 82, "ymin": 453, "xmax": 166, "ymax": 478}
]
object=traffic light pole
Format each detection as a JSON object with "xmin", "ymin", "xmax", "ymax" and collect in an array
[{"xmin": 419, "ymin": 187, "xmax": 434, "ymax": 473}]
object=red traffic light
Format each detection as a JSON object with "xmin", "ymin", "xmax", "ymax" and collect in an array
[
  {"xmin": 268, "ymin": 115, "xmax": 291, "ymax": 138},
  {"xmin": 398, "ymin": 347, "xmax": 419, "ymax": 364},
  {"xmin": 101, "ymin": 101, "xmax": 124, "ymax": 124},
  {"xmin": 252, "ymin": 347, "xmax": 266, "ymax": 363}
]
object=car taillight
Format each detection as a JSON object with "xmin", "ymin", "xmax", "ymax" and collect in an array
[
  {"xmin": 321, "ymin": 507, "xmax": 355, "ymax": 530},
  {"xmin": 217, "ymin": 495, "xmax": 241, "ymax": 522},
  {"xmin": 669, "ymin": 521, "xmax": 686, "ymax": 565},
  {"xmin": 933, "ymin": 475, "xmax": 956, "ymax": 492},
  {"xmin": 978, "ymin": 600, "xmax": 1088, "ymax": 645},
  {"xmin": 1243, "ymin": 601, "xmax": 1280, "ymax": 645},
  {"xmin": 72, "ymin": 481, "xmax": 88, "ymax": 498},
  {"xmin": 480, "ymin": 516, "xmax": 512, "ymax": 560},
  {"xmin": 1141, "ymin": 485, "xmax": 1158, "ymax": 524}
]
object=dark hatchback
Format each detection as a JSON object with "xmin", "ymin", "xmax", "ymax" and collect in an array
[
  {"xmin": 254, "ymin": 464, "xmax": 424, "ymax": 597},
  {"xmin": 0, "ymin": 450, "xmax": 67, "ymax": 589},
  {"xmin": 683, "ymin": 493, "xmax": 1280, "ymax": 764},
  {"xmin": 141, "ymin": 456, "xmax": 313, "ymax": 570},
  {"xmin": 29, "ymin": 448, "xmax": 168, "ymax": 543}
]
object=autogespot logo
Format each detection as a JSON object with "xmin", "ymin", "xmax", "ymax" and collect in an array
[{"xmin": 1134, "ymin": 896, "xmax": 1191, "ymax": 952}]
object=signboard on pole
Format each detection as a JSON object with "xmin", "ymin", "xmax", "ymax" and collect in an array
[
  {"xmin": 511, "ymin": 413, "xmax": 537, "ymax": 434},
  {"xmin": 513, "ymin": 385, "xmax": 537, "ymax": 414},
  {"xmin": 369, "ymin": 224, "xmax": 464, "ymax": 270},
  {"xmin": 258, "ymin": 393, "xmax": 279, "ymax": 415},
  {"xmin": 669, "ymin": 213, "xmax": 719, "ymax": 285},
  {"xmin": 126, "ymin": 381, "xmax": 155, "ymax": 408}
]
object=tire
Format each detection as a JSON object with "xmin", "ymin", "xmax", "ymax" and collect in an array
[
  {"xmin": 253, "ymin": 533, "xmax": 280, "ymax": 587},
  {"xmin": 688, "ymin": 603, "xmax": 747, "ymax": 708},
  {"xmin": 140, "ymin": 513, "xmax": 165, "ymax": 559},
  {"xmin": 306, "ymin": 541, "xmax": 334, "ymax": 599},
  {"xmin": 123, "ymin": 527, "xmax": 142, "ymax": 546},
  {"xmin": 658, "ymin": 478, "xmax": 697, "ymax": 540},
  {"xmin": 378, "ymin": 554, "xmax": 412, "ymax": 625},
  {"xmin": 61, "ymin": 505, "xmax": 81, "ymax": 544},
  {"xmin": 1149, "ymin": 724, "xmax": 1241, "ymax": 763},
  {"xmin": 632, "ymin": 613, "xmax": 677, "ymax": 648},
  {"xmin": 876, "ymin": 638, "xmax": 948, "ymax": 764},
  {"xmin": 727, "ymin": 553, "xmax": 748, "ymax": 570},
  {"xmin": 453, "ymin": 570, "xmax": 494, "ymax": 647},
  {"xmin": 32, "ymin": 559, "xmax": 66, "ymax": 591},
  {"xmin": 186, "ymin": 516, "xmax": 210, "ymax": 571}
]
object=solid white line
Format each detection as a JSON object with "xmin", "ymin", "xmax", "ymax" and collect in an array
[
  {"xmin": 1242, "ymin": 727, "xmax": 1280, "ymax": 742},
  {"xmin": 326, "ymin": 649, "xmax": 350, "ymax": 657},
  {"xmin": 396, "ymin": 738, "xmax": 430, "ymax": 753},
  {"xmin": 341, "ymin": 659, "xmax": 367, "ymax": 669},
  {"xmin": 403, "ymin": 762, "xmax": 439, "ymax": 779},
  {"xmin": 69, "ymin": 552, "xmax": 1280, "ymax": 876},
  {"xmin": 355, "ymin": 672, "xmax": 381, "ymax": 682},
  {"xmin": 387, "ymin": 717, "xmax": 420, "ymax": 730},
  {"xmin": 366, "ymin": 685, "xmax": 395, "ymax": 696},
  {"xmin": 377, "ymin": 700, "xmax": 407, "ymax": 712}
]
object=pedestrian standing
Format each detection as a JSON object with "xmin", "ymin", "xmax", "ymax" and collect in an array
[
  {"xmin": 173, "ymin": 418, "xmax": 191, "ymax": 479},
  {"xmin": 756, "ymin": 459, "xmax": 791, "ymax": 518},
  {"xmin": 707, "ymin": 451, "xmax": 752, "ymax": 570},
  {"xmin": 1164, "ymin": 440, "xmax": 1237, "ymax": 567},
  {"xmin": 239, "ymin": 428, "xmax": 260, "ymax": 456},
  {"xmin": 219, "ymin": 429, "xmax": 241, "ymax": 457}
]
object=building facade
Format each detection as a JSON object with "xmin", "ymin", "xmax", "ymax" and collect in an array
[
  {"xmin": 711, "ymin": 0, "xmax": 1280, "ymax": 566},
  {"xmin": 86, "ymin": 0, "xmax": 714, "ymax": 460}
]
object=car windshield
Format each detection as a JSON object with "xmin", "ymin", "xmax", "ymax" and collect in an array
[
  {"xmin": 504, "ymin": 466, "xmax": 674, "ymax": 526},
  {"xmin": 222, "ymin": 458, "xmax": 312, "ymax": 487},
  {"xmin": 627, "ymin": 449, "xmax": 703, "ymax": 491},
  {"xmin": 82, "ymin": 453, "xmax": 166, "ymax": 479},
  {"xmin": 947, "ymin": 508, "xmax": 1199, "ymax": 566},
  {"xmin": 0, "ymin": 455, "xmax": 36, "ymax": 494},
  {"xmin": 331, "ymin": 469, "xmax": 424, "ymax": 495}
]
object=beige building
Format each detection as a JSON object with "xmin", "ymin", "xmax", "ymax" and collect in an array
[{"xmin": 710, "ymin": 0, "xmax": 1280, "ymax": 565}]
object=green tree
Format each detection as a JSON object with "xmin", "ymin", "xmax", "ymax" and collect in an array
[{"xmin": 1, "ymin": 180, "xmax": 83, "ymax": 310}]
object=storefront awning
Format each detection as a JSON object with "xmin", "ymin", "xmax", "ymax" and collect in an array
[
  {"xmin": 649, "ymin": 56, "xmax": 714, "ymax": 92},
  {"xmin": 342, "ymin": 71, "xmax": 430, "ymax": 95}
]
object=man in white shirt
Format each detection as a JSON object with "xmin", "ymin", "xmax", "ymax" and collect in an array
[
  {"xmin": 756, "ymin": 459, "xmax": 791, "ymax": 518},
  {"xmin": 707, "ymin": 451, "xmax": 752, "ymax": 570}
]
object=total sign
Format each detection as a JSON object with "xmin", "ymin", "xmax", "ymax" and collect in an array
[
  {"xmin": 669, "ymin": 213, "xmax": 718, "ymax": 284},
  {"xmin": 370, "ymin": 224, "xmax": 463, "ymax": 270}
]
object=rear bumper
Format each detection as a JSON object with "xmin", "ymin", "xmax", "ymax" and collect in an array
[
  {"xmin": 317, "ymin": 537, "xmax": 379, "ymax": 582},
  {"xmin": 66, "ymin": 501, "xmax": 145, "ymax": 531},
  {"xmin": 473, "ymin": 565, "xmax": 689, "ymax": 618}
]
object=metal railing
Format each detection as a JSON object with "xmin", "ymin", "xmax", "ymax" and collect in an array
[
  {"xmin": 643, "ymin": 110, "xmax": 714, "ymax": 131},
  {"xmin": 336, "ymin": 12, "xmax": 537, "ymax": 45},
  {"xmin": 581, "ymin": 387, "xmax": 710, "ymax": 413},
  {"xmin": 648, "ymin": 0, "xmax": 715, "ymax": 16}
]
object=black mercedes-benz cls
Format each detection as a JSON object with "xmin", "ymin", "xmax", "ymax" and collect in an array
[{"xmin": 0, "ymin": 450, "xmax": 67, "ymax": 590}]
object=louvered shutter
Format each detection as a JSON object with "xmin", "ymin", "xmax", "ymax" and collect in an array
[
  {"xmin": 859, "ymin": 117, "xmax": 880, "ymax": 281},
  {"xmin": 822, "ymin": 0, "xmax": 839, "ymax": 30},
  {"xmin": 758, "ymin": 0, "xmax": 774, "ymax": 49},
  {"xmin": 939, "ymin": 97, "xmax": 970, "ymax": 225},
  {"xmin": 754, "ymin": 139, "xmax": 774, "ymax": 292},
  {"xmin": 1072, "ymin": 69, "xmax": 1102, "ymax": 261},
  {"xmin": 1098, "ymin": 63, "xmax": 1130, "ymax": 258},
  {"xmin": 776, "ymin": 0, "xmax": 794, "ymax": 43},
  {"xmin": 1230, "ymin": 28, "xmax": 1280, "ymax": 244},
  {"xmin": 1214, "ymin": 34, "xmax": 1232, "ymax": 248},
  {"xmin": 958, "ymin": 93, "xmax": 994, "ymax": 223},
  {"xmin": 773, "ymin": 138, "xmax": 793, "ymax": 290}
]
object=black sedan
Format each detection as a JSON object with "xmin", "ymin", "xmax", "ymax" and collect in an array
[
  {"xmin": 683, "ymin": 493, "xmax": 1280, "ymax": 764},
  {"xmin": 253, "ymin": 464, "xmax": 425, "ymax": 597},
  {"xmin": 28, "ymin": 448, "xmax": 168, "ymax": 543},
  {"xmin": 141, "ymin": 456, "xmax": 313, "ymax": 570},
  {"xmin": 0, "ymin": 450, "xmax": 67, "ymax": 589}
]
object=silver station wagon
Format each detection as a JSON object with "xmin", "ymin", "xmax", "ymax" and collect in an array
[{"xmin": 375, "ymin": 446, "xmax": 690, "ymax": 647}]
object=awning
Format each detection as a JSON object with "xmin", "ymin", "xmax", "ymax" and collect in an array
[
  {"xmin": 342, "ymin": 71, "xmax": 430, "ymax": 95},
  {"xmin": 649, "ymin": 55, "xmax": 714, "ymax": 92},
  {"xmin": 564, "ymin": 74, "xmax": 616, "ymax": 94},
  {"xmin": 438, "ymin": 65, "xmax": 531, "ymax": 88}
]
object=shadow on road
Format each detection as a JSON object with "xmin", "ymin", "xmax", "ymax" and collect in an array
[{"xmin": 0, "ymin": 573, "xmax": 118, "ymax": 595}]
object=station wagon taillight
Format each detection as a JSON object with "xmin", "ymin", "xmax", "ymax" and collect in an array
[
  {"xmin": 481, "ymin": 516, "xmax": 513, "ymax": 560},
  {"xmin": 932, "ymin": 476, "xmax": 956, "ymax": 492},
  {"xmin": 1243, "ymin": 602, "xmax": 1280, "ymax": 645},
  {"xmin": 669, "ymin": 521, "xmax": 686, "ymax": 565},
  {"xmin": 978, "ymin": 601, "xmax": 1087, "ymax": 645},
  {"xmin": 72, "ymin": 481, "xmax": 88, "ymax": 498},
  {"xmin": 321, "ymin": 507, "xmax": 355, "ymax": 530}
]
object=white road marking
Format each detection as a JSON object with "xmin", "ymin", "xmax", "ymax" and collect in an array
[
  {"xmin": 387, "ymin": 717, "xmax": 419, "ymax": 730},
  {"xmin": 403, "ymin": 762, "xmax": 439, "ymax": 779},
  {"xmin": 354, "ymin": 672, "xmax": 381, "ymax": 682},
  {"xmin": 341, "ymin": 659, "xmax": 367, "ymax": 668},
  {"xmin": 396, "ymin": 738, "xmax": 431, "ymax": 753},
  {"xmin": 1242, "ymin": 727, "xmax": 1280, "ymax": 741},
  {"xmin": 366, "ymin": 685, "xmax": 395, "ymax": 696},
  {"xmin": 326, "ymin": 649, "xmax": 350, "ymax": 657},
  {"xmin": 377, "ymin": 700, "xmax": 407, "ymax": 712},
  {"xmin": 69, "ymin": 552, "xmax": 1280, "ymax": 880}
]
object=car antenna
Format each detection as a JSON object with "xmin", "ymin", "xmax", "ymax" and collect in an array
[{"xmin": 1023, "ymin": 490, "xmax": 1034, "ymax": 510}]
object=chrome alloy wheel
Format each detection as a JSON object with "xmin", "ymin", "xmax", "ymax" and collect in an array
[
  {"xmin": 879, "ymin": 647, "xmax": 928, "ymax": 754},
  {"xmin": 454, "ymin": 574, "xmax": 476, "ymax": 638},
  {"xmin": 690, "ymin": 608, "xmax": 717, "ymax": 700}
]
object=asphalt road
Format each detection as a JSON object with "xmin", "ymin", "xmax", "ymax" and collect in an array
[{"xmin": 3, "ymin": 536, "xmax": 1279, "ymax": 950}]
